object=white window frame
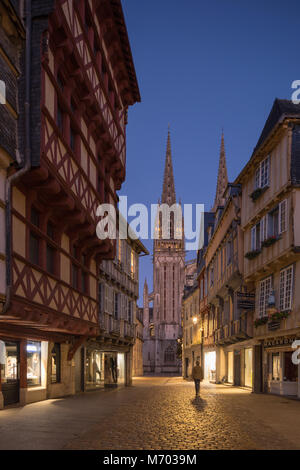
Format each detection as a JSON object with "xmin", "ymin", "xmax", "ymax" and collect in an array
[
  {"xmin": 279, "ymin": 199, "xmax": 288, "ymax": 235},
  {"xmin": 279, "ymin": 265, "xmax": 293, "ymax": 312},
  {"xmin": 258, "ymin": 276, "xmax": 272, "ymax": 318},
  {"xmin": 255, "ymin": 156, "xmax": 270, "ymax": 189},
  {"xmin": 260, "ymin": 215, "xmax": 268, "ymax": 242}
]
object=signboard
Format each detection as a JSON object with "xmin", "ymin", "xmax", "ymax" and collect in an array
[
  {"xmin": 0, "ymin": 340, "xmax": 6, "ymax": 365},
  {"xmin": 264, "ymin": 336, "xmax": 298, "ymax": 348}
]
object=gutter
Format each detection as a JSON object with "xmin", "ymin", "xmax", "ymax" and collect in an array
[{"xmin": 2, "ymin": 0, "xmax": 32, "ymax": 314}]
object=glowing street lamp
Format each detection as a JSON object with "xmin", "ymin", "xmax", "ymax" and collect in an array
[{"xmin": 192, "ymin": 316, "xmax": 198, "ymax": 325}]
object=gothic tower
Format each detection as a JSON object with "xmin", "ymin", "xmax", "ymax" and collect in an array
[
  {"xmin": 143, "ymin": 129, "xmax": 185, "ymax": 375},
  {"xmin": 212, "ymin": 131, "xmax": 228, "ymax": 212}
]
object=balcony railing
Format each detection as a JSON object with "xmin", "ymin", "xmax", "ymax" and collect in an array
[{"xmin": 123, "ymin": 322, "xmax": 135, "ymax": 339}]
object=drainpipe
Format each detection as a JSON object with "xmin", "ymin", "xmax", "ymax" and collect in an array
[{"xmin": 2, "ymin": 0, "xmax": 32, "ymax": 314}]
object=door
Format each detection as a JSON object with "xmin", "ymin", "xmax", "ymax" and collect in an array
[
  {"xmin": 244, "ymin": 348, "xmax": 253, "ymax": 388},
  {"xmin": 74, "ymin": 347, "xmax": 84, "ymax": 393},
  {"xmin": 2, "ymin": 341, "xmax": 19, "ymax": 406},
  {"xmin": 228, "ymin": 351, "xmax": 234, "ymax": 383},
  {"xmin": 234, "ymin": 350, "xmax": 241, "ymax": 386},
  {"xmin": 185, "ymin": 358, "xmax": 189, "ymax": 378}
]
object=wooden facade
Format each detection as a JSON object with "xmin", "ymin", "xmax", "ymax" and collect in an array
[{"xmin": 0, "ymin": 0, "xmax": 140, "ymax": 407}]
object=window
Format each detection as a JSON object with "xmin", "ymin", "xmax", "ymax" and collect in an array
[
  {"xmin": 284, "ymin": 352, "xmax": 298, "ymax": 382},
  {"xmin": 255, "ymin": 156, "xmax": 270, "ymax": 189},
  {"xmin": 72, "ymin": 264, "xmax": 78, "ymax": 290},
  {"xmin": 29, "ymin": 233, "xmax": 40, "ymax": 265},
  {"xmin": 279, "ymin": 265, "xmax": 293, "ymax": 311},
  {"xmin": 260, "ymin": 215, "xmax": 268, "ymax": 242},
  {"xmin": 51, "ymin": 344, "xmax": 61, "ymax": 384},
  {"xmin": 259, "ymin": 276, "xmax": 272, "ymax": 317},
  {"xmin": 251, "ymin": 223, "xmax": 261, "ymax": 251},
  {"xmin": 226, "ymin": 240, "xmax": 232, "ymax": 265},
  {"xmin": 164, "ymin": 346, "xmax": 175, "ymax": 364},
  {"xmin": 46, "ymin": 244, "xmax": 55, "ymax": 275},
  {"xmin": 81, "ymin": 254, "xmax": 87, "ymax": 294},
  {"xmin": 31, "ymin": 207, "xmax": 40, "ymax": 227},
  {"xmin": 272, "ymin": 353, "xmax": 280, "ymax": 381},
  {"xmin": 98, "ymin": 283, "xmax": 104, "ymax": 313},
  {"xmin": 114, "ymin": 292, "xmax": 119, "ymax": 319},
  {"xmin": 57, "ymin": 104, "xmax": 63, "ymax": 133},
  {"xmin": 279, "ymin": 199, "xmax": 288, "ymax": 235},
  {"xmin": 128, "ymin": 300, "xmax": 133, "ymax": 323},
  {"xmin": 47, "ymin": 222, "xmax": 55, "ymax": 240},
  {"xmin": 70, "ymin": 127, "xmax": 76, "ymax": 153},
  {"xmin": 27, "ymin": 341, "xmax": 41, "ymax": 387}
]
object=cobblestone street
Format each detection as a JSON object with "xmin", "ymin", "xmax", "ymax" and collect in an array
[{"xmin": 1, "ymin": 377, "xmax": 300, "ymax": 450}]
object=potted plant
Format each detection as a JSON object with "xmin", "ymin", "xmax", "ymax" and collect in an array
[
  {"xmin": 245, "ymin": 249, "xmax": 261, "ymax": 260},
  {"xmin": 262, "ymin": 235, "xmax": 279, "ymax": 248},
  {"xmin": 254, "ymin": 317, "xmax": 268, "ymax": 328}
]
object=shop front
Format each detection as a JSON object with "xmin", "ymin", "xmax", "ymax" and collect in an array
[
  {"xmin": 264, "ymin": 336, "xmax": 300, "ymax": 397},
  {"xmin": 244, "ymin": 347, "xmax": 253, "ymax": 388},
  {"xmin": 0, "ymin": 340, "xmax": 19, "ymax": 407},
  {"xmin": 227, "ymin": 351, "xmax": 234, "ymax": 384},
  {"xmin": 83, "ymin": 344, "xmax": 128, "ymax": 390},
  {"xmin": 204, "ymin": 351, "xmax": 216, "ymax": 382}
]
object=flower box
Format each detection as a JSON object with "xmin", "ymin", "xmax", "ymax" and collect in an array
[
  {"xmin": 245, "ymin": 249, "xmax": 261, "ymax": 260},
  {"xmin": 254, "ymin": 317, "xmax": 268, "ymax": 328},
  {"xmin": 262, "ymin": 236, "xmax": 279, "ymax": 248},
  {"xmin": 250, "ymin": 186, "xmax": 268, "ymax": 202}
]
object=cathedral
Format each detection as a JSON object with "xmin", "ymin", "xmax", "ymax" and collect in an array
[{"xmin": 143, "ymin": 130, "xmax": 185, "ymax": 375}]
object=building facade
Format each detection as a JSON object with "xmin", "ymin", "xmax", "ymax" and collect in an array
[
  {"xmin": 133, "ymin": 307, "xmax": 144, "ymax": 377},
  {"xmin": 76, "ymin": 235, "xmax": 147, "ymax": 392},
  {"xmin": 0, "ymin": 0, "xmax": 140, "ymax": 408},
  {"xmin": 143, "ymin": 130, "xmax": 185, "ymax": 375},
  {"xmin": 236, "ymin": 99, "xmax": 300, "ymax": 397}
]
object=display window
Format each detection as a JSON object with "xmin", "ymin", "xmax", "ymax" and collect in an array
[
  {"xmin": 85, "ymin": 350, "xmax": 104, "ymax": 389},
  {"xmin": 51, "ymin": 343, "xmax": 61, "ymax": 384},
  {"xmin": 272, "ymin": 353, "xmax": 280, "ymax": 381},
  {"xmin": 27, "ymin": 341, "xmax": 41, "ymax": 387},
  {"xmin": 283, "ymin": 351, "xmax": 298, "ymax": 382}
]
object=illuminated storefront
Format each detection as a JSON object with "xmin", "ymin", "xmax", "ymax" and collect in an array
[{"xmin": 204, "ymin": 351, "xmax": 216, "ymax": 382}]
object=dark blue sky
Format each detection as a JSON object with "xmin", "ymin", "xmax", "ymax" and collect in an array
[{"xmin": 120, "ymin": 0, "xmax": 300, "ymax": 303}]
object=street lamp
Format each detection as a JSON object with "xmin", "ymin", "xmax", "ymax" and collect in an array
[{"xmin": 192, "ymin": 316, "xmax": 198, "ymax": 325}]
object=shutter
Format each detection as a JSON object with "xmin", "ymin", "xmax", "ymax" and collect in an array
[
  {"xmin": 251, "ymin": 226, "xmax": 256, "ymax": 250},
  {"xmin": 279, "ymin": 199, "xmax": 287, "ymax": 234}
]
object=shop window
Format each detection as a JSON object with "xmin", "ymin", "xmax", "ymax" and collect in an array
[
  {"xmin": 284, "ymin": 351, "xmax": 298, "ymax": 382},
  {"xmin": 272, "ymin": 353, "xmax": 280, "ymax": 381},
  {"xmin": 27, "ymin": 342, "xmax": 41, "ymax": 387},
  {"xmin": 51, "ymin": 343, "xmax": 61, "ymax": 384}
]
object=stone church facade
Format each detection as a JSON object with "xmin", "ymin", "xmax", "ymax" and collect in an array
[{"xmin": 143, "ymin": 130, "xmax": 185, "ymax": 375}]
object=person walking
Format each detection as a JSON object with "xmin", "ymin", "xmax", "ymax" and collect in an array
[{"xmin": 191, "ymin": 361, "xmax": 203, "ymax": 397}]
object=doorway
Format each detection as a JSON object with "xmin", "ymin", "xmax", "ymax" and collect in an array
[
  {"xmin": 204, "ymin": 351, "xmax": 216, "ymax": 382},
  {"xmin": 2, "ymin": 341, "xmax": 20, "ymax": 406}
]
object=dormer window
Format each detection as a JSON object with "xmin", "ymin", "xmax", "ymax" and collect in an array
[{"xmin": 255, "ymin": 156, "xmax": 270, "ymax": 189}]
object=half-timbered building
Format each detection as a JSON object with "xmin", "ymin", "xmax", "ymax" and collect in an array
[{"xmin": 0, "ymin": 0, "xmax": 140, "ymax": 408}]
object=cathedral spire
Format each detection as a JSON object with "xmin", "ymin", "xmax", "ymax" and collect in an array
[
  {"xmin": 161, "ymin": 127, "xmax": 176, "ymax": 206},
  {"xmin": 212, "ymin": 131, "xmax": 228, "ymax": 212}
]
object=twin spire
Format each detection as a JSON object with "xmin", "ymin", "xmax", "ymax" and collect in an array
[
  {"xmin": 212, "ymin": 131, "xmax": 228, "ymax": 212},
  {"xmin": 160, "ymin": 127, "xmax": 228, "ymax": 214},
  {"xmin": 161, "ymin": 127, "xmax": 176, "ymax": 206}
]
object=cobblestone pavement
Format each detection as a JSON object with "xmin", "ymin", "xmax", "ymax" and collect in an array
[{"xmin": 1, "ymin": 377, "xmax": 300, "ymax": 450}]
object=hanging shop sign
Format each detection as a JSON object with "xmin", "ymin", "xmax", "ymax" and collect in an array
[
  {"xmin": 264, "ymin": 336, "xmax": 298, "ymax": 348},
  {"xmin": 237, "ymin": 292, "xmax": 255, "ymax": 310}
]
